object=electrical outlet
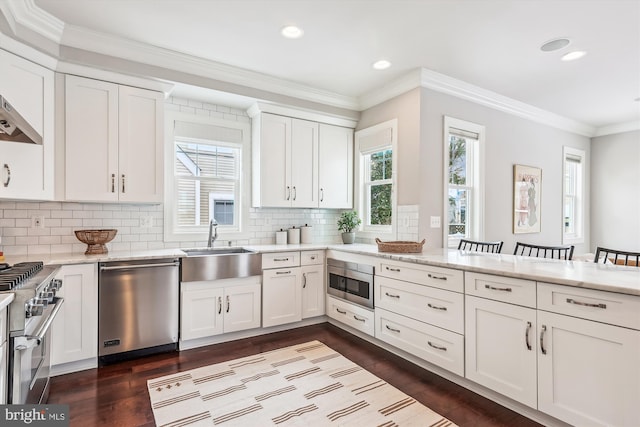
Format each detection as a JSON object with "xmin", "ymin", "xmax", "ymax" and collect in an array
[
  {"xmin": 430, "ymin": 216, "xmax": 441, "ymax": 228},
  {"xmin": 31, "ymin": 216, "xmax": 45, "ymax": 229},
  {"xmin": 140, "ymin": 216, "xmax": 153, "ymax": 228}
]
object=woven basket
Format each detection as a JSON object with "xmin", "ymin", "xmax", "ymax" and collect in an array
[{"xmin": 375, "ymin": 238, "xmax": 426, "ymax": 253}]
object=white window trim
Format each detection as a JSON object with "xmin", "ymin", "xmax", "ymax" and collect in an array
[
  {"xmin": 164, "ymin": 111, "xmax": 251, "ymax": 243},
  {"xmin": 443, "ymin": 116, "xmax": 485, "ymax": 248},
  {"xmin": 562, "ymin": 146, "xmax": 585, "ymax": 245},
  {"xmin": 354, "ymin": 119, "xmax": 398, "ymax": 241}
]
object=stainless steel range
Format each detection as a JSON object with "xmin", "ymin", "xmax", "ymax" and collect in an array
[{"xmin": 0, "ymin": 262, "xmax": 63, "ymax": 404}]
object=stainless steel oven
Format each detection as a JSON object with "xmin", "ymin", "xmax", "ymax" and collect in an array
[
  {"xmin": 0, "ymin": 262, "xmax": 63, "ymax": 404},
  {"xmin": 326, "ymin": 258, "xmax": 374, "ymax": 309}
]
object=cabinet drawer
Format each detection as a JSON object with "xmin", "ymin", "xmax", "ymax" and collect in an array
[
  {"xmin": 375, "ymin": 276, "xmax": 463, "ymax": 334},
  {"xmin": 300, "ymin": 251, "xmax": 324, "ymax": 266},
  {"xmin": 262, "ymin": 252, "xmax": 300, "ymax": 269},
  {"xmin": 378, "ymin": 261, "xmax": 463, "ymax": 293},
  {"xmin": 375, "ymin": 307, "xmax": 464, "ymax": 377},
  {"xmin": 538, "ymin": 282, "xmax": 640, "ymax": 330},
  {"xmin": 327, "ymin": 295, "xmax": 374, "ymax": 337},
  {"xmin": 465, "ymin": 272, "xmax": 536, "ymax": 307}
]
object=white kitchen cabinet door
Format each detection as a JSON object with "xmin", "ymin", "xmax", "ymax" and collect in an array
[
  {"xmin": 537, "ymin": 310, "xmax": 640, "ymax": 427},
  {"xmin": 223, "ymin": 284, "xmax": 261, "ymax": 333},
  {"xmin": 465, "ymin": 295, "xmax": 537, "ymax": 408},
  {"xmin": 181, "ymin": 287, "xmax": 224, "ymax": 340},
  {"xmin": 301, "ymin": 264, "xmax": 324, "ymax": 319},
  {"xmin": 64, "ymin": 74, "xmax": 163, "ymax": 203},
  {"xmin": 51, "ymin": 264, "xmax": 98, "ymax": 367},
  {"xmin": 0, "ymin": 49, "xmax": 54, "ymax": 200},
  {"xmin": 118, "ymin": 85, "xmax": 164, "ymax": 202},
  {"xmin": 65, "ymin": 75, "xmax": 119, "ymax": 202},
  {"xmin": 318, "ymin": 124, "xmax": 353, "ymax": 208},
  {"xmin": 257, "ymin": 113, "xmax": 291, "ymax": 207},
  {"xmin": 262, "ymin": 267, "xmax": 302, "ymax": 327},
  {"xmin": 290, "ymin": 118, "xmax": 318, "ymax": 207}
]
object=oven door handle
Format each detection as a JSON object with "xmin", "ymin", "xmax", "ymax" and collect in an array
[{"xmin": 24, "ymin": 297, "xmax": 64, "ymax": 346}]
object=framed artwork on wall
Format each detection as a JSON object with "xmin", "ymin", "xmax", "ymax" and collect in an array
[{"xmin": 513, "ymin": 164, "xmax": 542, "ymax": 234}]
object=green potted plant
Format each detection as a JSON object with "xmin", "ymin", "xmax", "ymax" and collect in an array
[{"xmin": 337, "ymin": 211, "xmax": 361, "ymax": 244}]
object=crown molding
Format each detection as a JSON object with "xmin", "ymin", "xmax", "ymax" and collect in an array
[
  {"xmin": 358, "ymin": 69, "xmax": 423, "ymax": 110},
  {"xmin": 593, "ymin": 120, "xmax": 640, "ymax": 137},
  {"xmin": 0, "ymin": 0, "xmax": 63, "ymax": 43}
]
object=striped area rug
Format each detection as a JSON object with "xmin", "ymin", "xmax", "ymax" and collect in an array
[{"xmin": 147, "ymin": 340, "xmax": 456, "ymax": 426}]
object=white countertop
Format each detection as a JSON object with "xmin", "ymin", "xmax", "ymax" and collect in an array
[
  {"xmin": 4, "ymin": 243, "xmax": 639, "ymax": 296},
  {"xmin": 0, "ymin": 293, "xmax": 15, "ymax": 312}
]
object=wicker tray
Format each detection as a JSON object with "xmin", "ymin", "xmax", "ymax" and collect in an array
[{"xmin": 375, "ymin": 238, "xmax": 426, "ymax": 253}]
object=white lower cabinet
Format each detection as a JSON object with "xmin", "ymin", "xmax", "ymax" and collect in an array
[
  {"xmin": 51, "ymin": 264, "xmax": 98, "ymax": 369},
  {"xmin": 465, "ymin": 295, "xmax": 537, "ymax": 408},
  {"xmin": 537, "ymin": 310, "xmax": 640, "ymax": 427},
  {"xmin": 181, "ymin": 278, "xmax": 261, "ymax": 341},
  {"xmin": 375, "ymin": 307, "xmax": 464, "ymax": 376},
  {"xmin": 301, "ymin": 251, "xmax": 325, "ymax": 319},
  {"xmin": 327, "ymin": 295, "xmax": 374, "ymax": 336},
  {"xmin": 262, "ymin": 267, "xmax": 302, "ymax": 327}
]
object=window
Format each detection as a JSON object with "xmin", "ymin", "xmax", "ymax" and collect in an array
[
  {"xmin": 165, "ymin": 112, "xmax": 250, "ymax": 242},
  {"xmin": 354, "ymin": 119, "xmax": 398, "ymax": 239},
  {"xmin": 563, "ymin": 146, "xmax": 585, "ymax": 244},
  {"xmin": 444, "ymin": 117, "xmax": 485, "ymax": 248}
]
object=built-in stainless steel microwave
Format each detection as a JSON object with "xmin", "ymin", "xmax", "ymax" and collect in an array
[{"xmin": 326, "ymin": 258, "xmax": 374, "ymax": 309}]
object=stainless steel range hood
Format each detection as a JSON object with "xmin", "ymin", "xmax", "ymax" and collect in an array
[{"xmin": 0, "ymin": 95, "xmax": 42, "ymax": 145}]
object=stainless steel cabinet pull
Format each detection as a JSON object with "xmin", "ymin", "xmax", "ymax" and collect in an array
[
  {"xmin": 111, "ymin": 173, "xmax": 115, "ymax": 192},
  {"xmin": 385, "ymin": 292, "xmax": 400, "ymax": 299},
  {"xmin": 385, "ymin": 325, "xmax": 400, "ymax": 333},
  {"xmin": 293, "ymin": 186, "xmax": 296, "ymax": 200},
  {"xmin": 3, "ymin": 163, "xmax": 10, "ymax": 187},
  {"xmin": 525, "ymin": 321, "xmax": 532, "ymax": 350},
  {"xmin": 336, "ymin": 308, "xmax": 346, "ymax": 315},
  {"xmin": 310, "ymin": 256, "xmax": 316, "ymax": 260},
  {"xmin": 274, "ymin": 258, "xmax": 289, "ymax": 262},
  {"xmin": 540, "ymin": 325, "xmax": 547, "ymax": 355},
  {"xmin": 121, "ymin": 174, "xmax": 125, "ymax": 193},
  {"xmin": 302, "ymin": 273, "xmax": 307, "ymax": 288},
  {"xmin": 485, "ymin": 284, "xmax": 512, "ymax": 292},
  {"xmin": 428, "ymin": 274, "xmax": 447, "ymax": 280},
  {"xmin": 275, "ymin": 270, "xmax": 291, "ymax": 275},
  {"xmin": 427, "ymin": 303, "xmax": 447, "ymax": 311},
  {"xmin": 226, "ymin": 295, "xmax": 230, "ymax": 313},
  {"xmin": 386, "ymin": 267, "xmax": 401, "ymax": 272},
  {"xmin": 218, "ymin": 296, "xmax": 222, "ymax": 314},
  {"xmin": 566, "ymin": 298, "xmax": 606, "ymax": 309},
  {"xmin": 320, "ymin": 188, "xmax": 324, "ymax": 202},
  {"xmin": 286, "ymin": 186, "xmax": 291, "ymax": 200},
  {"xmin": 353, "ymin": 315, "xmax": 365, "ymax": 322},
  {"xmin": 427, "ymin": 341, "xmax": 447, "ymax": 351}
]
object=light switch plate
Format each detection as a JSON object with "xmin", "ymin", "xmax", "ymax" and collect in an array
[{"xmin": 430, "ymin": 216, "xmax": 441, "ymax": 228}]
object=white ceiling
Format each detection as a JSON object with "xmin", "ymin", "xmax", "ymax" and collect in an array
[{"xmin": 16, "ymin": 0, "xmax": 640, "ymax": 130}]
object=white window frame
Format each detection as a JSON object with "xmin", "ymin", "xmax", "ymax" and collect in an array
[
  {"xmin": 164, "ymin": 111, "xmax": 251, "ymax": 242},
  {"xmin": 443, "ymin": 116, "xmax": 485, "ymax": 248},
  {"xmin": 562, "ymin": 146, "xmax": 585, "ymax": 244},
  {"xmin": 354, "ymin": 119, "xmax": 398, "ymax": 240}
]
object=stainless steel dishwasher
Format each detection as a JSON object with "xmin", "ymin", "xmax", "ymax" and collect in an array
[{"xmin": 98, "ymin": 258, "xmax": 179, "ymax": 364}]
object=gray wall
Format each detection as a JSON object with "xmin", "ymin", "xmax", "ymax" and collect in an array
[
  {"xmin": 590, "ymin": 130, "xmax": 640, "ymax": 251},
  {"xmin": 356, "ymin": 87, "xmax": 592, "ymax": 253}
]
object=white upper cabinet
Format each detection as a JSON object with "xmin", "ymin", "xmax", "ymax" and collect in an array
[
  {"xmin": 64, "ymin": 75, "xmax": 163, "ymax": 203},
  {"xmin": 0, "ymin": 49, "xmax": 54, "ymax": 200},
  {"xmin": 318, "ymin": 124, "xmax": 353, "ymax": 208},
  {"xmin": 251, "ymin": 107, "xmax": 354, "ymax": 209}
]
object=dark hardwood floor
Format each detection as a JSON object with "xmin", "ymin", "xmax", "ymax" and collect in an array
[{"xmin": 49, "ymin": 323, "xmax": 543, "ymax": 427}]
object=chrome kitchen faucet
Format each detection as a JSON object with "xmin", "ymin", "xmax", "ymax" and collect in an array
[{"xmin": 208, "ymin": 218, "xmax": 219, "ymax": 247}]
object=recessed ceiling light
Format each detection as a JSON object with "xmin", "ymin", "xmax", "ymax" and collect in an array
[
  {"xmin": 540, "ymin": 38, "xmax": 571, "ymax": 52},
  {"xmin": 281, "ymin": 25, "xmax": 304, "ymax": 39},
  {"xmin": 372, "ymin": 59, "xmax": 391, "ymax": 70},
  {"xmin": 561, "ymin": 51, "xmax": 587, "ymax": 61}
]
